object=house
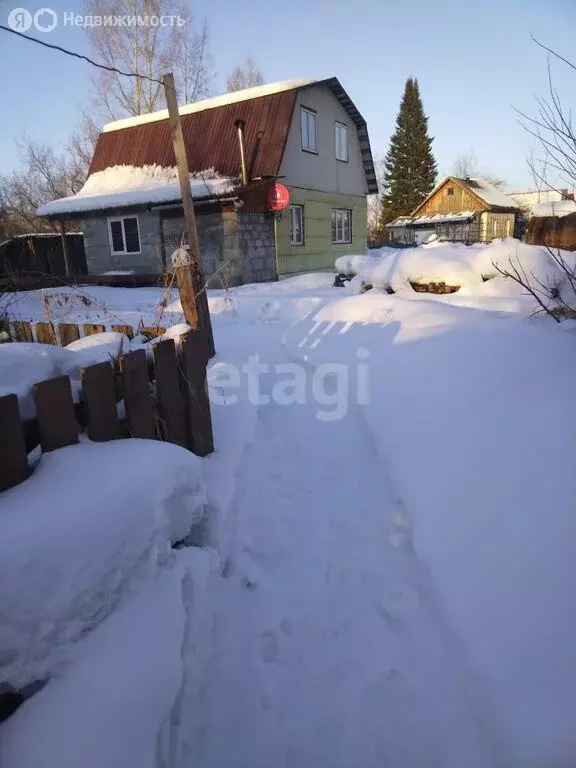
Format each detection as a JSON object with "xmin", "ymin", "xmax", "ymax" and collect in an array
[
  {"xmin": 507, "ymin": 187, "xmax": 574, "ymax": 213},
  {"xmin": 386, "ymin": 176, "xmax": 520, "ymax": 245},
  {"xmin": 0, "ymin": 232, "xmax": 86, "ymax": 276},
  {"xmin": 38, "ymin": 79, "xmax": 377, "ymax": 285}
]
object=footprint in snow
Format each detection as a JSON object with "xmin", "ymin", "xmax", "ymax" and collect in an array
[
  {"xmin": 260, "ymin": 630, "xmax": 279, "ymax": 663},
  {"xmin": 374, "ymin": 583, "xmax": 420, "ymax": 626}
]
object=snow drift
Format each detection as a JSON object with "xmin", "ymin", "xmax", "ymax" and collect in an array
[
  {"xmin": 0, "ymin": 439, "xmax": 206, "ymax": 686},
  {"xmin": 335, "ymin": 238, "xmax": 576, "ymax": 300}
]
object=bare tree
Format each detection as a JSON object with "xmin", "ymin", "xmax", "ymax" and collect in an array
[
  {"xmin": 0, "ymin": 137, "xmax": 85, "ymax": 236},
  {"xmin": 515, "ymin": 38, "xmax": 576, "ymax": 197},
  {"xmin": 84, "ymin": 0, "xmax": 213, "ymax": 120},
  {"xmin": 171, "ymin": 15, "xmax": 213, "ymax": 103},
  {"xmin": 67, "ymin": 112, "xmax": 101, "ymax": 185},
  {"xmin": 226, "ymin": 57, "xmax": 265, "ymax": 92},
  {"xmin": 451, "ymin": 149, "xmax": 506, "ymax": 188},
  {"xmin": 497, "ymin": 39, "xmax": 576, "ymax": 320}
]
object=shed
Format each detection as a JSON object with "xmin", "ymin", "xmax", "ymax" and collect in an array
[
  {"xmin": 0, "ymin": 232, "xmax": 87, "ymax": 276},
  {"xmin": 387, "ymin": 176, "xmax": 520, "ymax": 245}
]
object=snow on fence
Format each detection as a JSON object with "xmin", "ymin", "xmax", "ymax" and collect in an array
[
  {"xmin": 6, "ymin": 320, "xmax": 165, "ymax": 346},
  {"xmin": 0, "ymin": 329, "xmax": 213, "ymax": 493}
]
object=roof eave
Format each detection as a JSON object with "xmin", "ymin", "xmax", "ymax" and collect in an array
[{"xmin": 38, "ymin": 190, "xmax": 240, "ymax": 220}]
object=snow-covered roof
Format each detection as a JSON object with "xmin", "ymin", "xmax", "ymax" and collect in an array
[
  {"xmin": 103, "ymin": 80, "xmax": 316, "ymax": 133},
  {"xmin": 37, "ymin": 165, "xmax": 236, "ymax": 217},
  {"xmin": 531, "ymin": 199, "xmax": 576, "ymax": 218},
  {"xmin": 386, "ymin": 211, "xmax": 475, "ymax": 228},
  {"xmin": 463, "ymin": 178, "xmax": 517, "ymax": 209}
]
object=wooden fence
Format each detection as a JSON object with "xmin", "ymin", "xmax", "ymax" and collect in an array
[
  {"xmin": 0, "ymin": 330, "xmax": 214, "ymax": 493},
  {"xmin": 0, "ymin": 273, "xmax": 162, "ymax": 292},
  {"xmin": 6, "ymin": 320, "xmax": 166, "ymax": 345}
]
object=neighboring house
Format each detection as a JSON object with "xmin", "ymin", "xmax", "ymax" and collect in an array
[
  {"xmin": 0, "ymin": 232, "xmax": 86, "ymax": 276},
  {"xmin": 508, "ymin": 188, "xmax": 574, "ymax": 214},
  {"xmin": 387, "ymin": 176, "xmax": 520, "ymax": 245},
  {"xmin": 38, "ymin": 79, "xmax": 377, "ymax": 285}
]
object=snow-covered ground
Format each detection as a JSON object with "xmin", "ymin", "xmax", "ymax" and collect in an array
[{"xmin": 2, "ymin": 245, "xmax": 576, "ymax": 766}]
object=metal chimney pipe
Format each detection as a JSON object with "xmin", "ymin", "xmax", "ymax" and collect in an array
[{"xmin": 235, "ymin": 119, "xmax": 248, "ymax": 186}]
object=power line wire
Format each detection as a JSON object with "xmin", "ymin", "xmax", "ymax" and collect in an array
[{"xmin": 0, "ymin": 24, "xmax": 168, "ymax": 88}]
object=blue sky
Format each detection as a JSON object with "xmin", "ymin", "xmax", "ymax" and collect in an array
[{"xmin": 0, "ymin": 0, "xmax": 574, "ymax": 189}]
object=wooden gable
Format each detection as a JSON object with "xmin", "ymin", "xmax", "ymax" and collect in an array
[{"xmin": 413, "ymin": 178, "xmax": 489, "ymax": 217}]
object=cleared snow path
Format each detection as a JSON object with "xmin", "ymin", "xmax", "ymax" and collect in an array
[{"xmin": 177, "ymin": 366, "xmax": 509, "ymax": 768}]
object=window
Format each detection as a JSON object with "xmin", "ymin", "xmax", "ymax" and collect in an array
[
  {"xmin": 107, "ymin": 216, "xmax": 141, "ymax": 254},
  {"xmin": 300, "ymin": 107, "xmax": 317, "ymax": 153},
  {"xmin": 447, "ymin": 187, "xmax": 454, "ymax": 196},
  {"xmin": 335, "ymin": 121, "xmax": 348, "ymax": 162},
  {"xmin": 331, "ymin": 209, "xmax": 352, "ymax": 243},
  {"xmin": 289, "ymin": 205, "xmax": 304, "ymax": 246}
]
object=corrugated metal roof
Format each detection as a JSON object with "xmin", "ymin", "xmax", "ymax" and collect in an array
[
  {"xmin": 88, "ymin": 79, "xmax": 378, "ymax": 195},
  {"xmin": 90, "ymin": 90, "xmax": 295, "ymax": 179}
]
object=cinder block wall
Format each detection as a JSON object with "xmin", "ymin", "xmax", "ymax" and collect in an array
[
  {"xmin": 81, "ymin": 210, "xmax": 163, "ymax": 274},
  {"xmin": 82, "ymin": 207, "xmax": 278, "ymax": 285}
]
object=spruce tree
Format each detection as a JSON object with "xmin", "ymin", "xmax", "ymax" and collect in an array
[{"xmin": 379, "ymin": 78, "xmax": 437, "ymax": 232}]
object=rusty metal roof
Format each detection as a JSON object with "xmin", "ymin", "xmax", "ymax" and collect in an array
[{"xmin": 88, "ymin": 79, "xmax": 378, "ymax": 194}]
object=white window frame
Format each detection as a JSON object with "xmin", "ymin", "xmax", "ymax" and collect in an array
[
  {"xmin": 300, "ymin": 106, "xmax": 318, "ymax": 153},
  {"xmin": 335, "ymin": 121, "xmax": 348, "ymax": 162},
  {"xmin": 107, "ymin": 215, "xmax": 141, "ymax": 255},
  {"xmin": 331, "ymin": 209, "xmax": 352, "ymax": 244},
  {"xmin": 289, "ymin": 204, "xmax": 304, "ymax": 246}
]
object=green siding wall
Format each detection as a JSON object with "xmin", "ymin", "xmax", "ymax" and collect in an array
[{"xmin": 276, "ymin": 187, "xmax": 367, "ymax": 274}]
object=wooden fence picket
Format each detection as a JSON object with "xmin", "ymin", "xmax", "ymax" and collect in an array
[
  {"xmin": 11, "ymin": 321, "xmax": 33, "ymax": 342},
  {"xmin": 121, "ymin": 349, "xmax": 157, "ymax": 439},
  {"xmin": 58, "ymin": 323, "xmax": 81, "ymax": 346},
  {"xmin": 83, "ymin": 323, "xmax": 106, "ymax": 336},
  {"xmin": 154, "ymin": 339, "xmax": 187, "ymax": 447},
  {"xmin": 0, "ymin": 394, "xmax": 31, "ymax": 491},
  {"xmin": 111, "ymin": 324, "xmax": 134, "ymax": 340},
  {"xmin": 82, "ymin": 362, "xmax": 121, "ymax": 442},
  {"xmin": 35, "ymin": 322, "xmax": 57, "ymax": 345},
  {"xmin": 34, "ymin": 376, "xmax": 79, "ymax": 452},
  {"xmin": 180, "ymin": 330, "xmax": 214, "ymax": 456},
  {"xmin": 141, "ymin": 326, "xmax": 166, "ymax": 338}
]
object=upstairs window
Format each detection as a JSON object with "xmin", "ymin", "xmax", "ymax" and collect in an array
[
  {"xmin": 300, "ymin": 107, "xmax": 317, "ymax": 153},
  {"xmin": 447, "ymin": 187, "xmax": 454, "ymax": 196},
  {"xmin": 108, "ymin": 216, "xmax": 141, "ymax": 254},
  {"xmin": 335, "ymin": 121, "xmax": 348, "ymax": 162},
  {"xmin": 289, "ymin": 205, "xmax": 304, "ymax": 246},
  {"xmin": 331, "ymin": 209, "xmax": 352, "ymax": 244}
]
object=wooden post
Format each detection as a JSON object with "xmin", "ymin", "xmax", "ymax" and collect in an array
[
  {"xmin": 60, "ymin": 221, "xmax": 71, "ymax": 276},
  {"xmin": 163, "ymin": 72, "xmax": 215, "ymax": 358}
]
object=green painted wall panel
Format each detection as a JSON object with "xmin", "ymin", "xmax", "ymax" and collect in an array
[{"xmin": 276, "ymin": 187, "xmax": 367, "ymax": 275}]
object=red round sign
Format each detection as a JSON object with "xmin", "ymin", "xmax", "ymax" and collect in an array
[{"xmin": 267, "ymin": 183, "xmax": 290, "ymax": 211}]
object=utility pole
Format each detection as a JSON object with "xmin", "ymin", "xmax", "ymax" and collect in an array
[{"xmin": 163, "ymin": 72, "xmax": 215, "ymax": 357}]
